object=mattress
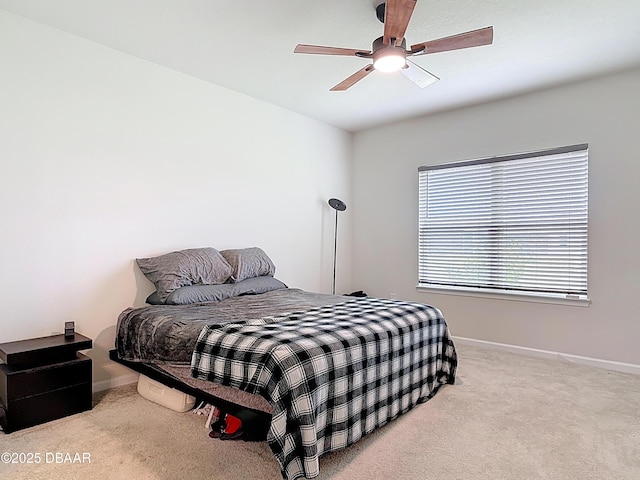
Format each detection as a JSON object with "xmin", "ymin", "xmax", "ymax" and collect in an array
[
  {"xmin": 114, "ymin": 288, "xmax": 347, "ymax": 414},
  {"xmin": 115, "ymin": 288, "xmax": 346, "ymax": 364}
]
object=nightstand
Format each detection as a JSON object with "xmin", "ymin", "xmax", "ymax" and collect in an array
[{"xmin": 0, "ymin": 333, "xmax": 93, "ymax": 433}]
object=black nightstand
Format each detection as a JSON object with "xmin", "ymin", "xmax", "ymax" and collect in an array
[{"xmin": 0, "ymin": 333, "xmax": 93, "ymax": 433}]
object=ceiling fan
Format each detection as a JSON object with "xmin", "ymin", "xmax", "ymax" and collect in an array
[{"xmin": 294, "ymin": 0, "xmax": 493, "ymax": 91}]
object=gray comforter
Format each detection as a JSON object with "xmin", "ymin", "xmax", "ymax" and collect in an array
[{"xmin": 115, "ymin": 288, "xmax": 346, "ymax": 364}]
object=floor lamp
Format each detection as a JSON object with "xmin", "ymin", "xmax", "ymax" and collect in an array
[{"xmin": 328, "ymin": 198, "xmax": 346, "ymax": 295}]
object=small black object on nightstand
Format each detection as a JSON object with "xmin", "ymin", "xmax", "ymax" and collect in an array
[{"xmin": 64, "ymin": 321, "xmax": 75, "ymax": 338}]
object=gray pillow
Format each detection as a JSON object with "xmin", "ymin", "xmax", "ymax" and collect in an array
[
  {"xmin": 233, "ymin": 276, "xmax": 287, "ymax": 297},
  {"xmin": 165, "ymin": 283, "xmax": 236, "ymax": 305},
  {"xmin": 221, "ymin": 247, "xmax": 276, "ymax": 283},
  {"xmin": 145, "ymin": 291, "xmax": 164, "ymax": 305},
  {"xmin": 136, "ymin": 247, "xmax": 232, "ymax": 303},
  {"xmin": 162, "ymin": 276, "xmax": 287, "ymax": 305}
]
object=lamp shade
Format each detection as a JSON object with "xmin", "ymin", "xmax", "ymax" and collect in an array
[{"xmin": 328, "ymin": 198, "xmax": 347, "ymax": 211}]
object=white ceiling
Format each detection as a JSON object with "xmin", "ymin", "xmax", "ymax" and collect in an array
[{"xmin": 2, "ymin": 0, "xmax": 640, "ymax": 132}]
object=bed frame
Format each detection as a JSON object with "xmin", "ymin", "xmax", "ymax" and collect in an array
[{"xmin": 108, "ymin": 349, "xmax": 272, "ymax": 438}]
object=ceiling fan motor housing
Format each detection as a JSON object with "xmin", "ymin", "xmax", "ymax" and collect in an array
[{"xmin": 373, "ymin": 36, "xmax": 407, "ymax": 52}]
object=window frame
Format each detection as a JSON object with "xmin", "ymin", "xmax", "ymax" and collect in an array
[{"xmin": 417, "ymin": 144, "xmax": 590, "ymax": 306}]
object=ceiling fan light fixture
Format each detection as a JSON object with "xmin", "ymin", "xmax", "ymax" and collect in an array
[
  {"xmin": 371, "ymin": 36, "xmax": 407, "ymax": 73},
  {"xmin": 373, "ymin": 50, "xmax": 406, "ymax": 72}
]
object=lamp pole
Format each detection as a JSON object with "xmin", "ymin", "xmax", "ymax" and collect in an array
[{"xmin": 328, "ymin": 198, "xmax": 347, "ymax": 295}]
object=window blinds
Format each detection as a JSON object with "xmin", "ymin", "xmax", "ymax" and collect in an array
[{"xmin": 418, "ymin": 144, "xmax": 588, "ymax": 298}]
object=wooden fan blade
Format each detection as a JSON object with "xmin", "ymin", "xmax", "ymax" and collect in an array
[
  {"xmin": 411, "ymin": 26, "xmax": 494, "ymax": 55},
  {"xmin": 330, "ymin": 65, "xmax": 374, "ymax": 91},
  {"xmin": 383, "ymin": 0, "xmax": 417, "ymax": 45},
  {"xmin": 294, "ymin": 44, "xmax": 370, "ymax": 56},
  {"xmin": 401, "ymin": 60, "xmax": 439, "ymax": 88}
]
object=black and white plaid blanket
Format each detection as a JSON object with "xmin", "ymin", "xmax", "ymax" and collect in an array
[{"xmin": 191, "ymin": 297, "xmax": 457, "ymax": 480}]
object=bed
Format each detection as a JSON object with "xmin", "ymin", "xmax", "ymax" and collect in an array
[{"xmin": 112, "ymin": 247, "xmax": 457, "ymax": 480}]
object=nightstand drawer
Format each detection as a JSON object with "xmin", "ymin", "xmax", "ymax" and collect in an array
[
  {"xmin": 1, "ymin": 381, "xmax": 92, "ymax": 433},
  {"xmin": 0, "ymin": 354, "xmax": 91, "ymax": 403}
]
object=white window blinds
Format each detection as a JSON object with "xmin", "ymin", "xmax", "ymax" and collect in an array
[{"xmin": 418, "ymin": 144, "xmax": 588, "ymax": 298}]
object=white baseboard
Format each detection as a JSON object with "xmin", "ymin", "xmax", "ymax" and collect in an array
[
  {"xmin": 92, "ymin": 372, "xmax": 139, "ymax": 393},
  {"xmin": 453, "ymin": 336, "xmax": 640, "ymax": 376}
]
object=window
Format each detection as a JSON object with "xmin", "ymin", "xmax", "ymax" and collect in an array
[{"xmin": 418, "ymin": 144, "xmax": 588, "ymax": 300}]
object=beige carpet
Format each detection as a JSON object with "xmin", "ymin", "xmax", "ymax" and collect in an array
[{"xmin": 1, "ymin": 343, "xmax": 639, "ymax": 480}]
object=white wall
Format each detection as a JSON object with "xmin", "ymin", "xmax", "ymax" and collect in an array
[
  {"xmin": 0, "ymin": 11, "xmax": 352, "ymax": 388},
  {"xmin": 352, "ymin": 67, "xmax": 640, "ymax": 366}
]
